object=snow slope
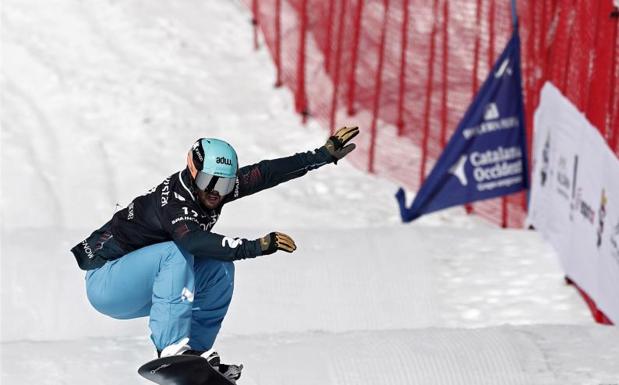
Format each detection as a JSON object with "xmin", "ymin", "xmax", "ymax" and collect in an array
[{"xmin": 1, "ymin": 0, "xmax": 618, "ymax": 384}]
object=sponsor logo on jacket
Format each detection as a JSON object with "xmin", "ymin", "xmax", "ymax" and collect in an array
[
  {"xmin": 233, "ymin": 178, "xmax": 240, "ymax": 198},
  {"xmin": 82, "ymin": 240, "xmax": 95, "ymax": 259},
  {"xmin": 161, "ymin": 178, "xmax": 170, "ymax": 207},
  {"xmin": 181, "ymin": 287, "xmax": 194, "ymax": 302}
]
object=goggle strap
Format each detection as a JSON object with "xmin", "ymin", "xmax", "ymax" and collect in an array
[{"xmin": 205, "ymin": 175, "xmax": 219, "ymax": 192}]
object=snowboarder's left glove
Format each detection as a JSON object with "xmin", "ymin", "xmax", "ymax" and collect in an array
[
  {"xmin": 325, "ymin": 126, "xmax": 359, "ymax": 163},
  {"xmin": 259, "ymin": 232, "xmax": 297, "ymax": 255}
]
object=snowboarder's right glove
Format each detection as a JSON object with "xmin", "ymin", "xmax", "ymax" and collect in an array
[
  {"xmin": 324, "ymin": 126, "xmax": 359, "ymax": 164},
  {"xmin": 259, "ymin": 232, "xmax": 297, "ymax": 255}
]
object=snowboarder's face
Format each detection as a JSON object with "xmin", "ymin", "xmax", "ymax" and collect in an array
[{"xmin": 197, "ymin": 189, "xmax": 223, "ymax": 209}]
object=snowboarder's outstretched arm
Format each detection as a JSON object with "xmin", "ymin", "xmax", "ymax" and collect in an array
[
  {"xmin": 163, "ymin": 201, "xmax": 297, "ymax": 261},
  {"xmin": 171, "ymin": 228, "xmax": 296, "ymax": 261},
  {"xmin": 225, "ymin": 126, "xmax": 359, "ymax": 203}
]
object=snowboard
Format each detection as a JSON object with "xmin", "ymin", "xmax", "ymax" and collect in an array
[{"xmin": 138, "ymin": 355, "xmax": 235, "ymax": 385}]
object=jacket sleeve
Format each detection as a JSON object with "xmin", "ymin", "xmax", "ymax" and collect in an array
[
  {"xmin": 225, "ymin": 146, "xmax": 334, "ymax": 203},
  {"xmin": 162, "ymin": 202, "xmax": 263, "ymax": 261}
]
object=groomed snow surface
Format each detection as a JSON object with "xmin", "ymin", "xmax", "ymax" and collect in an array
[{"xmin": 1, "ymin": 1, "xmax": 618, "ymax": 384}]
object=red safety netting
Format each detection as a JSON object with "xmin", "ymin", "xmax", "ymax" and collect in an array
[{"xmin": 244, "ymin": 0, "xmax": 619, "ymax": 228}]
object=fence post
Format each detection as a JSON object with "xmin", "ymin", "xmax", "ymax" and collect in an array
[
  {"xmin": 561, "ymin": 0, "xmax": 574, "ymax": 90},
  {"xmin": 608, "ymin": 7, "xmax": 619, "ymax": 154},
  {"xmin": 587, "ymin": 1, "xmax": 615, "ymax": 136},
  {"xmin": 571, "ymin": 0, "xmax": 590, "ymax": 112},
  {"xmin": 472, "ymin": 0, "xmax": 483, "ymax": 94},
  {"xmin": 489, "ymin": 0, "xmax": 507, "ymax": 227},
  {"xmin": 464, "ymin": 0, "xmax": 483, "ymax": 215},
  {"xmin": 522, "ymin": 1, "xmax": 535, "ymax": 212},
  {"xmin": 582, "ymin": 1, "xmax": 601, "ymax": 121},
  {"xmin": 488, "ymin": 0, "xmax": 495, "ymax": 69},
  {"xmin": 295, "ymin": 0, "xmax": 309, "ymax": 122},
  {"xmin": 274, "ymin": 0, "xmax": 283, "ymax": 87},
  {"xmin": 396, "ymin": 0, "xmax": 411, "ymax": 135},
  {"xmin": 540, "ymin": 0, "xmax": 550, "ymax": 84},
  {"xmin": 419, "ymin": 0, "xmax": 440, "ymax": 186},
  {"xmin": 368, "ymin": 0, "xmax": 390, "ymax": 174},
  {"xmin": 347, "ymin": 0, "xmax": 365, "ymax": 116},
  {"xmin": 439, "ymin": 0, "xmax": 449, "ymax": 148},
  {"xmin": 610, "ymin": 6, "xmax": 619, "ymax": 152},
  {"xmin": 329, "ymin": 0, "xmax": 349, "ymax": 133},
  {"xmin": 325, "ymin": 0, "xmax": 336, "ymax": 73},
  {"xmin": 252, "ymin": 0, "xmax": 259, "ymax": 50}
]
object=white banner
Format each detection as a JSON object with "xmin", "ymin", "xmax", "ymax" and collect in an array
[{"xmin": 528, "ymin": 83, "xmax": 619, "ymax": 324}]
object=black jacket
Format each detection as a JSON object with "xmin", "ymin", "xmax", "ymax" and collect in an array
[{"xmin": 71, "ymin": 146, "xmax": 334, "ymax": 270}]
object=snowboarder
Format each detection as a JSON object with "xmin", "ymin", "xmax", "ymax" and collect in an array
[{"xmin": 71, "ymin": 126, "xmax": 359, "ymax": 383}]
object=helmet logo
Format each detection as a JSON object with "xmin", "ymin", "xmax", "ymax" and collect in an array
[
  {"xmin": 216, "ymin": 156, "xmax": 232, "ymax": 166},
  {"xmin": 193, "ymin": 146, "xmax": 204, "ymax": 162}
]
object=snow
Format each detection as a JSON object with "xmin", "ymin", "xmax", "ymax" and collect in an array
[{"xmin": 1, "ymin": 0, "xmax": 618, "ymax": 384}]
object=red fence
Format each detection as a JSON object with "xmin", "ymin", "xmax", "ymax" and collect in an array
[{"xmin": 245, "ymin": 0, "xmax": 619, "ymax": 227}]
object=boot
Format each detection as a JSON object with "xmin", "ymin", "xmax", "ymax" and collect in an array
[
  {"xmin": 200, "ymin": 349, "xmax": 243, "ymax": 383},
  {"xmin": 157, "ymin": 340, "xmax": 243, "ymax": 382}
]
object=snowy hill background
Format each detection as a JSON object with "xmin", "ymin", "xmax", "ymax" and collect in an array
[{"xmin": 2, "ymin": 0, "xmax": 618, "ymax": 384}]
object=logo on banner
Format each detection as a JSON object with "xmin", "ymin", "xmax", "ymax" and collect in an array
[
  {"xmin": 395, "ymin": 30, "xmax": 528, "ymax": 222},
  {"xmin": 470, "ymin": 147, "xmax": 524, "ymax": 191},
  {"xmin": 572, "ymin": 187, "xmax": 596, "ymax": 225},
  {"xmin": 484, "ymin": 103, "xmax": 500, "ymax": 120},
  {"xmin": 540, "ymin": 133, "xmax": 551, "ymax": 187},
  {"xmin": 597, "ymin": 189, "xmax": 608, "ymax": 248},
  {"xmin": 495, "ymin": 58, "xmax": 512, "ymax": 77},
  {"xmin": 462, "ymin": 98, "xmax": 519, "ymax": 140},
  {"xmin": 449, "ymin": 155, "xmax": 468, "ymax": 186},
  {"xmin": 610, "ymin": 219, "xmax": 619, "ymax": 264},
  {"xmin": 569, "ymin": 156, "xmax": 580, "ymax": 222},
  {"xmin": 555, "ymin": 155, "xmax": 571, "ymax": 200},
  {"xmin": 462, "ymin": 115, "xmax": 520, "ymax": 139},
  {"xmin": 449, "ymin": 147, "xmax": 524, "ymax": 191}
]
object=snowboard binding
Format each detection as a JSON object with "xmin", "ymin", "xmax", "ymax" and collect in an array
[{"xmin": 138, "ymin": 354, "xmax": 241, "ymax": 385}]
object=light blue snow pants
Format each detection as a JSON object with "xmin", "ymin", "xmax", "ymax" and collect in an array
[{"xmin": 85, "ymin": 241, "xmax": 234, "ymax": 352}]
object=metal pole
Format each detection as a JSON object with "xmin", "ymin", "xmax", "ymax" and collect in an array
[
  {"xmin": 329, "ymin": 0, "xmax": 348, "ymax": 133},
  {"xmin": 295, "ymin": 0, "xmax": 309, "ymax": 122},
  {"xmin": 347, "ymin": 0, "xmax": 364, "ymax": 116},
  {"xmin": 252, "ymin": 0, "xmax": 259, "ymax": 50},
  {"xmin": 368, "ymin": 0, "xmax": 390, "ymax": 174},
  {"xmin": 396, "ymin": 0, "xmax": 411, "ymax": 135},
  {"xmin": 510, "ymin": 0, "xmax": 518, "ymax": 28},
  {"xmin": 419, "ymin": 0, "xmax": 440, "ymax": 186},
  {"xmin": 274, "ymin": 0, "xmax": 283, "ymax": 87}
]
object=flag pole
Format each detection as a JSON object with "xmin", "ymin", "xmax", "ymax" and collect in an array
[{"xmin": 510, "ymin": 0, "xmax": 518, "ymax": 29}]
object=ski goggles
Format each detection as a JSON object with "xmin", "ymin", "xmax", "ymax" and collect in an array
[{"xmin": 194, "ymin": 171, "xmax": 236, "ymax": 196}]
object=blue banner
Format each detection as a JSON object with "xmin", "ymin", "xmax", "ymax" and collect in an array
[{"xmin": 396, "ymin": 30, "xmax": 528, "ymax": 222}]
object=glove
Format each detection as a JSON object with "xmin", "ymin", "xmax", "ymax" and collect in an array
[
  {"xmin": 325, "ymin": 126, "xmax": 359, "ymax": 164},
  {"xmin": 259, "ymin": 232, "xmax": 297, "ymax": 255}
]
